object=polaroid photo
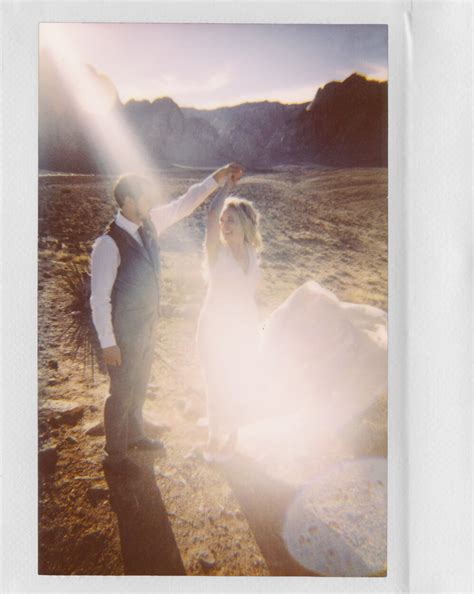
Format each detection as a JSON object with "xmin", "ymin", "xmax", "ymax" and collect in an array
[{"xmin": 1, "ymin": 1, "xmax": 472, "ymax": 593}]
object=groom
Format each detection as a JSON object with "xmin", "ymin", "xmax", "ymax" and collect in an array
[{"xmin": 90, "ymin": 163, "xmax": 243, "ymax": 476}]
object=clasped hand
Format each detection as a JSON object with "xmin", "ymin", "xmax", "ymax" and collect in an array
[{"xmin": 213, "ymin": 162, "xmax": 244, "ymax": 187}]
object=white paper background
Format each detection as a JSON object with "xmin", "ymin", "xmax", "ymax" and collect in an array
[{"xmin": 0, "ymin": 1, "xmax": 471, "ymax": 592}]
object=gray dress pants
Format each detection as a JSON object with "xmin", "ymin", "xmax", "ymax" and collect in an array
[{"xmin": 103, "ymin": 315, "xmax": 156, "ymax": 462}]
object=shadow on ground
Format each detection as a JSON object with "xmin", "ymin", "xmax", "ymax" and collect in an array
[
  {"xmin": 216, "ymin": 453, "xmax": 319, "ymax": 576},
  {"xmin": 104, "ymin": 449, "xmax": 319, "ymax": 576},
  {"xmin": 103, "ymin": 449, "xmax": 185, "ymax": 575}
]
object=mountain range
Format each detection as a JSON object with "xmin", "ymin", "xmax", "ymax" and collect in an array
[{"xmin": 39, "ymin": 50, "xmax": 387, "ymax": 173}]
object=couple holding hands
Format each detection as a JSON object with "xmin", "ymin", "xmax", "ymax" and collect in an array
[
  {"xmin": 91, "ymin": 161, "xmax": 387, "ymax": 475},
  {"xmin": 91, "ymin": 162, "xmax": 261, "ymax": 472}
]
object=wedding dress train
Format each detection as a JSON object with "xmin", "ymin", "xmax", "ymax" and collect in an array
[{"xmin": 259, "ymin": 280, "xmax": 387, "ymax": 430}]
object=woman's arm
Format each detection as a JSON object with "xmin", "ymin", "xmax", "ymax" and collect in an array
[{"xmin": 205, "ymin": 178, "xmax": 234, "ymax": 266}]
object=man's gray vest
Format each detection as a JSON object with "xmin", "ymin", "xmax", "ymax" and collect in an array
[{"xmin": 105, "ymin": 218, "xmax": 160, "ymax": 344}]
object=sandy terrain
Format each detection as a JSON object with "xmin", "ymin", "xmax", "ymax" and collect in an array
[{"xmin": 38, "ymin": 165, "xmax": 387, "ymax": 575}]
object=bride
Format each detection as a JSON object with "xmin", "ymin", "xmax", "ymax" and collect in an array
[
  {"xmin": 196, "ymin": 168, "xmax": 262, "ymax": 462},
  {"xmin": 196, "ymin": 169, "xmax": 387, "ymax": 462}
]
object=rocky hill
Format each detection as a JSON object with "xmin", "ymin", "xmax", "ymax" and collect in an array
[{"xmin": 39, "ymin": 49, "xmax": 387, "ymax": 173}]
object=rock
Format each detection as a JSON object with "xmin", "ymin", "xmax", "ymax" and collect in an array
[
  {"xmin": 60, "ymin": 405, "xmax": 88, "ymax": 426},
  {"xmin": 39, "ymin": 409, "xmax": 59, "ymax": 429},
  {"xmin": 47, "ymin": 378, "xmax": 58, "ymax": 386},
  {"xmin": 89, "ymin": 404, "xmax": 99, "ymax": 413},
  {"xmin": 48, "ymin": 359, "xmax": 58, "ymax": 370},
  {"xmin": 39, "ymin": 447, "xmax": 58, "ymax": 474},
  {"xmin": 85, "ymin": 421, "xmax": 104, "ymax": 436},
  {"xmin": 87, "ymin": 487, "xmax": 109, "ymax": 506},
  {"xmin": 198, "ymin": 549, "xmax": 216, "ymax": 570},
  {"xmin": 65, "ymin": 436, "xmax": 78, "ymax": 445},
  {"xmin": 40, "ymin": 402, "xmax": 88, "ymax": 428}
]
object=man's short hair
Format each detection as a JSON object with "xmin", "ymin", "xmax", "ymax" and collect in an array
[{"xmin": 113, "ymin": 174, "xmax": 150, "ymax": 207}]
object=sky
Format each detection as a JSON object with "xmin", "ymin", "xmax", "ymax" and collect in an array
[{"xmin": 40, "ymin": 23, "xmax": 387, "ymax": 110}]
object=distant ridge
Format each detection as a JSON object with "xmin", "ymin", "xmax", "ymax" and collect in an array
[{"xmin": 39, "ymin": 49, "xmax": 387, "ymax": 173}]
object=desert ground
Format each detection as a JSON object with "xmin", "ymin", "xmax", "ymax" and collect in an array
[{"xmin": 38, "ymin": 165, "xmax": 388, "ymax": 576}]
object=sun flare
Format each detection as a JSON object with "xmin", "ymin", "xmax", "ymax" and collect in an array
[
  {"xmin": 40, "ymin": 23, "xmax": 160, "ymax": 182},
  {"xmin": 75, "ymin": 65, "xmax": 118, "ymax": 115}
]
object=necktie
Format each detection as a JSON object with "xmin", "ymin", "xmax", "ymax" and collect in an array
[
  {"xmin": 138, "ymin": 223, "xmax": 160, "ymax": 273},
  {"xmin": 138, "ymin": 225, "xmax": 151, "ymax": 258}
]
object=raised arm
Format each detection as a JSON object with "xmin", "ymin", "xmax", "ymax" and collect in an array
[
  {"xmin": 205, "ymin": 179, "xmax": 234, "ymax": 266},
  {"xmin": 149, "ymin": 163, "xmax": 244, "ymax": 236}
]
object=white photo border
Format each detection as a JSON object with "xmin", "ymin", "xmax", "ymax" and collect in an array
[{"xmin": 1, "ymin": 1, "xmax": 472, "ymax": 593}]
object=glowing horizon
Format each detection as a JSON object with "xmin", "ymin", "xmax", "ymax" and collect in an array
[
  {"xmin": 114, "ymin": 69, "xmax": 388, "ymax": 111},
  {"xmin": 40, "ymin": 23, "xmax": 388, "ymax": 109}
]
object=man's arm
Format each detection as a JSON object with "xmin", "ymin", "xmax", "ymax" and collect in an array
[
  {"xmin": 90, "ymin": 235, "xmax": 122, "ymax": 366},
  {"xmin": 149, "ymin": 163, "xmax": 244, "ymax": 235}
]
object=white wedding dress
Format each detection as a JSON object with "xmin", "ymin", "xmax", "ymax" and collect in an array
[
  {"xmin": 197, "ymin": 244, "xmax": 387, "ymax": 438},
  {"xmin": 196, "ymin": 242, "xmax": 261, "ymax": 435},
  {"xmin": 259, "ymin": 281, "xmax": 387, "ymax": 429},
  {"xmin": 197, "ymin": 250, "xmax": 388, "ymax": 576}
]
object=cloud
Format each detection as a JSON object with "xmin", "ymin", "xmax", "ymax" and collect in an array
[
  {"xmin": 360, "ymin": 62, "xmax": 388, "ymax": 80},
  {"xmin": 206, "ymin": 82, "xmax": 320, "ymax": 108},
  {"xmin": 177, "ymin": 79, "xmax": 327, "ymax": 109},
  {"xmin": 121, "ymin": 70, "xmax": 231, "ymax": 103}
]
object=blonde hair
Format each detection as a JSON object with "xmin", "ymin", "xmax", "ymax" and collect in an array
[{"xmin": 222, "ymin": 197, "xmax": 263, "ymax": 251}]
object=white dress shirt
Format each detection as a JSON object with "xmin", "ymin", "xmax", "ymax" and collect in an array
[{"xmin": 90, "ymin": 174, "xmax": 218, "ymax": 348}]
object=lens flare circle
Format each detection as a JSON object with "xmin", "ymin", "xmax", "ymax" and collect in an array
[{"xmin": 283, "ymin": 457, "xmax": 387, "ymax": 576}]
